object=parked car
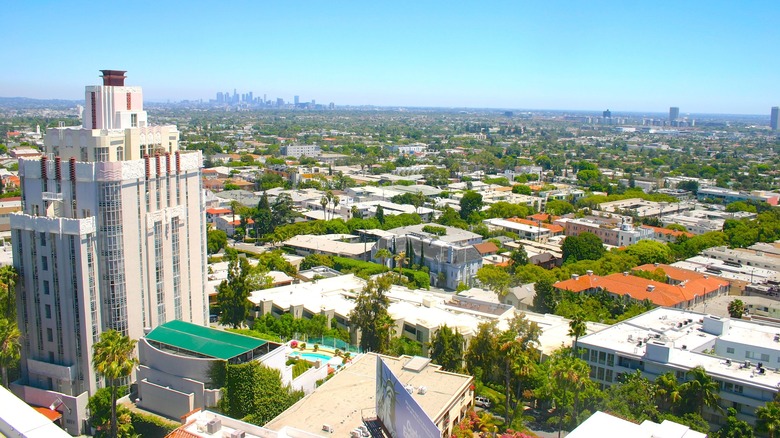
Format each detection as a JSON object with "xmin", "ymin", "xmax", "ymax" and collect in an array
[{"xmin": 475, "ymin": 396, "xmax": 492, "ymax": 408}]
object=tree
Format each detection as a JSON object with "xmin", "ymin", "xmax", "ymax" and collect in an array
[
  {"xmin": 459, "ymin": 191, "xmax": 483, "ymax": 221},
  {"xmin": 207, "ymin": 229, "xmax": 228, "ymax": 254},
  {"xmin": 561, "ymin": 232, "xmax": 605, "ymax": 263},
  {"xmin": 253, "ymin": 193, "xmax": 274, "ymax": 236},
  {"xmin": 498, "ymin": 314, "xmax": 541, "ymax": 428},
  {"xmin": 600, "ymin": 371, "xmax": 659, "ymax": 423},
  {"xmin": 716, "ymin": 407, "xmax": 754, "ymax": 438},
  {"xmin": 624, "ymin": 240, "xmax": 674, "ymax": 265},
  {"xmin": 476, "ymin": 265, "xmax": 511, "ymax": 297},
  {"xmin": 545, "ymin": 200, "xmax": 575, "ymax": 216},
  {"xmin": 512, "ymin": 184, "xmax": 532, "ymax": 195},
  {"xmin": 87, "ymin": 387, "xmax": 135, "ymax": 438},
  {"xmin": 0, "ymin": 318, "xmax": 20, "ymax": 388},
  {"xmin": 727, "ymin": 299, "xmax": 744, "ymax": 318},
  {"xmin": 349, "ymin": 275, "xmax": 393, "ymax": 353},
  {"xmin": 216, "ymin": 258, "xmax": 255, "ymax": 328},
  {"xmin": 542, "ymin": 351, "xmax": 594, "ymax": 434},
  {"xmin": 655, "ymin": 372, "xmax": 682, "ymax": 412},
  {"xmin": 568, "ymin": 313, "xmax": 586, "ymax": 358},
  {"xmin": 375, "ymin": 248, "xmax": 392, "ymax": 270},
  {"xmin": 220, "ymin": 361, "xmax": 304, "ymax": 426},
  {"xmin": 393, "ymin": 251, "xmax": 408, "ymax": 280},
  {"xmin": 375, "ymin": 204, "xmax": 385, "ymax": 225},
  {"xmin": 680, "ymin": 366, "xmax": 720, "ymax": 417},
  {"xmin": 465, "ymin": 321, "xmax": 499, "ymax": 382},
  {"xmin": 533, "ymin": 277, "xmax": 559, "ymax": 314},
  {"xmin": 508, "ymin": 248, "xmax": 528, "ymax": 273},
  {"xmin": 92, "ymin": 330, "xmax": 138, "ymax": 438},
  {"xmin": 271, "ymin": 193, "xmax": 298, "ymax": 225},
  {"xmin": 757, "ymin": 401, "xmax": 780, "ymax": 438},
  {"xmin": 429, "ymin": 325, "xmax": 464, "ymax": 372},
  {"xmin": 0, "ymin": 266, "xmax": 18, "ymax": 320}
]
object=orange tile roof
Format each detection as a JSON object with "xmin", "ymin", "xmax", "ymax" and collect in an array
[
  {"xmin": 641, "ymin": 225, "xmax": 694, "ymax": 238},
  {"xmin": 528, "ymin": 213, "xmax": 560, "ymax": 222},
  {"xmin": 473, "ymin": 242, "xmax": 499, "ymax": 254},
  {"xmin": 506, "ymin": 217, "xmax": 564, "ymax": 233},
  {"xmin": 165, "ymin": 422, "xmax": 201, "ymax": 438},
  {"xmin": 33, "ymin": 406, "xmax": 62, "ymax": 422},
  {"xmin": 206, "ymin": 208, "xmax": 232, "ymax": 215},
  {"xmin": 633, "ymin": 264, "xmax": 730, "ymax": 288},
  {"xmin": 553, "ymin": 271, "xmax": 724, "ymax": 308}
]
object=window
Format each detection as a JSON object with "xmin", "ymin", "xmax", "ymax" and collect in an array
[
  {"xmin": 726, "ymin": 347, "xmax": 735, "ymax": 354},
  {"xmin": 607, "ymin": 353, "xmax": 614, "ymax": 367},
  {"xmin": 47, "ymin": 328, "xmax": 53, "ymax": 342},
  {"xmin": 43, "ymin": 280, "xmax": 50, "ymax": 295},
  {"xmin": 131, "ymin": 114, "xmax": 138, "ymax": 128},
  {"xmin": 590, "ymin": 349, "xmax": 598, "ymax": 363},
  {"xmin": 599, "ymin": 351, "xmax": 606, "ymax": 365},
  {"xmin": 605, "ymin": 369, "xmax": 614, "ymax": 382},
  {"xmin": 45, "ymin": 304, "xmax": 51, "ymax": 319},
  {"xmin": 597, "ymin": 367, "xmax": 605, "ymax": 380},
  {"xmin": 40, "ymin": 232, "xmax": 46, "ymax": 246},
  {"xmin": 41, "ymin": 256, "xmax": 48, "ymax": 271}
]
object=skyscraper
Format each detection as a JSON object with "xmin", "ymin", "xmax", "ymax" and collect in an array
[
  {"xmin": 10, "ymin": 70, "xmax": 207, "ymax": 434},
  {"xmin": 669, "ymin": 107, "xmax": 679, "ymax": 123},
  {"xmin": 771, "ymin": 106, "xmax": 779, "ymax": 131},
  {"xmin": 294, "ymin": 95, "xmax": 300, "ymax": 106}
]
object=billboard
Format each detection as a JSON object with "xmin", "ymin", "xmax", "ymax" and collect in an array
[{"xmin": 376, "ymin": 357, "xmax": 440, "ymax": 438}]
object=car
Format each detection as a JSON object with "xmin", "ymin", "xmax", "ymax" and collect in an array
[
  {"xmin": 209, "ymin": 314, "xmax": 219, "ymax": 323},
  {"xmin": 475, "ymin": 396, "xmax": 492, "ymax": 408}
]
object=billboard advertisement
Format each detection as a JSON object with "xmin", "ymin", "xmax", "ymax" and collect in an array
[{"xmin": 376, "ymin": 357, "xmax": 440, "ymax": 438}]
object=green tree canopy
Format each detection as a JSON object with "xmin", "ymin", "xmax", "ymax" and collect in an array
[
  {"xmin": 349, "ymin": 275, "xmax": 394, "ymax": 353},
  {"xmin": 429, "ymin": 325, "xmax": 465, "ymax": 372},
  {"xmin": 562, "ymin": 232, "xmax": 605, "ymax": 263}
]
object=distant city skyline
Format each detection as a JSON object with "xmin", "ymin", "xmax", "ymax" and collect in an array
[{"xmin": 3, "ymin": 1, "xmax": 779, "ymax": 114}]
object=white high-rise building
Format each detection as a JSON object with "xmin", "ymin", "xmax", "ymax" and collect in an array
[{"xmin": 10, "ymin": 70, "xmax": 207, "ymax": 435}]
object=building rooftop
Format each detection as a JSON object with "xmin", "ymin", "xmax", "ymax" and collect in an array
[
  {"xmin": 0, "ymin": 385, "xmax": 70, "ymax": 438},
  {"xmin": 579, "ymin": 307, "xmax": 780, "ymax": 391},
  {"xmin": 264, "ymin": 353, "xmax": 472, "ymax": 436},
  {"xmin": 145, "ymin": 320, "xmax": 267, "ymax": 361},
  {"xmin": 568, "ymin": 411, "xmax": 706, "ymax": 438},
  {"xmin": 387, "ymin": 223, "xmax": 482, "ymax": 245}
]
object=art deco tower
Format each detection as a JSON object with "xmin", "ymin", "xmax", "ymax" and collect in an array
[{"xmin": 10, "ymin": 71, "xmax": 207, "ymax": 434}]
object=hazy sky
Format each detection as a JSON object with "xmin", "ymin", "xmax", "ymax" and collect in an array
[{"xmin": 4, "ymin": 1, "xmax": 779, "ymax": 113}]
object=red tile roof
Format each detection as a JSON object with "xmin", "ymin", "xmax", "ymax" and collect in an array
[
  {"xmin": 473, "ymin": 242, "xmax": 499, "ymax": 255},
  {"xmin": 641, "ymin": 225, "xmax": 694, "ymax": 239},
  {"xmin": 553, "ymin": 269, "xmax": 726, "ymax": 308}
]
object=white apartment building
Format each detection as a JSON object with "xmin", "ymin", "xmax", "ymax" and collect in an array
[
  {"xmin": 578, "ymin": 307, "xmax": 780, "ymax": 430},
  {"xmin": 10, "ymin": 71, "xmax": 207, "ymax": 435}
]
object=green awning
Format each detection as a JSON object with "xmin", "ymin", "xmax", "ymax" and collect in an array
[{"xmin": 145, "ymin": 320, "xmax": 266, "ymax": 360}]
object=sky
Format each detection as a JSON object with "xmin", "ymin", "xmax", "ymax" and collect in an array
[{"xmin": 3, "ymin": 1, "xmax": 779, "ymax": 114}]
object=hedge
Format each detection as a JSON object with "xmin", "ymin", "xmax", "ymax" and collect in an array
[{"xmin": 129, "ymin": 411, "xmax": 178, "ymax": 438}]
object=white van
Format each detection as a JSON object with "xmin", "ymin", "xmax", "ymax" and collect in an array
[{"xmin": 475, "ymin": 396, "xmax": 492, "ymax": 408}]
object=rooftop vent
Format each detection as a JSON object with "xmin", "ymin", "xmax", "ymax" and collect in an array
[
  {"xmin": 571, "ymin": 274, "xmax": 580, "ymax": 280},
  {"xmin": 623, "ymin": 271, "xmax": 629, "ymax": 276},
  {"xmin": 586, "ymin": 270, "xmax": 594, "ymax": 276},
  {"xmin": 206, "ymin": 418, "xmax": 222, "ymax": 434},
  {"xmin": 647, "ymin": 285, "xmax": 655, "ymax": 292}
]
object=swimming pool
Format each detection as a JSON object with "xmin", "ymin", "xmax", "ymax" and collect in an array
[{"xmin": 290, "ymin": 351, "xmax": 333, "ymax": 362}]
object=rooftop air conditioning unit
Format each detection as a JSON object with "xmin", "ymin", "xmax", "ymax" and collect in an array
[
  {"xmin": 207, "ymin": 418, "xmax": 222, "ymax": 434},
  {"xmin": 418, "ymin": 386, "xmax": 428, "ymax": 395},
  {"xmin": 322, "ymin": 424, "xmax": 334, "ymax": 433},
  {"xmin": 228, "ymin": 430, "xmax": 245, "ymax": 438}
]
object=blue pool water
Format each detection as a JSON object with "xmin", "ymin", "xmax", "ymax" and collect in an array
[{"xmin": 290, "ymin": 352, "xmax": 333, "ymax": 362}]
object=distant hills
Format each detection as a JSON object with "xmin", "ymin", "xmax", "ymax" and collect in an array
[{"xmin": 0, "ymin": 97, "xmax": 82, "ymax": 109}]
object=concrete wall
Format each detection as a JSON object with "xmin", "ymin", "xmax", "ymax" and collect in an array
[
  {"xmin": 10, "ymin": 382, "xmax": 88, "ymax": 436},
  {"xmin": 137, "ymin": 365, "xmax": 207, "ymax": 410},
  {"xmin": 137, "ymin": 379, "xmax": 194, "ymax": 420},
  {"xmin": 291, "ymin": 361, "xmax": 329, "ymax": 395},
  {"xmin": 138, "ymin": 339, "xmax": 216, "ymax": 384}
]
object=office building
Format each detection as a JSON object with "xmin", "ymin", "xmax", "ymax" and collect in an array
[
  {"xmin": 578, "ymin": 307, "xmax": 779, "ymax": 429},
  {"xmin": 10, "ymin": 70, "xmax": 207, "ymax": 434},
  {"xmin": 772, "ymin": 106, "xmax": 779, "ymax": 131},
  {"xmin": 603, "ymin": 109, "xmax": 611, "ymax": 118},
  {"xmin": 294, "ymin": 95, "xmax": 300, "ymax": 105},
  {"xmin": 669, "ymin": 106, "xmax": 679, "ymax": 123},
  {"xmin": 280, "ymin": 144, "xmax": 321, "ymax": 158}
]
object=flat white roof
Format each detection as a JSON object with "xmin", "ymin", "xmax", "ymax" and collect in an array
[
  {"xmin": 0, "ymin": 386, "xmax": 70, "ymax": 438},
  {"xmin": 265, "ymin": 353, "xmax": 472, "ymax": 436}
]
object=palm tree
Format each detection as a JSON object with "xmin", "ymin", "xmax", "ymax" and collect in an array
[
  {"xmin": 375, "ymin": 248, "xmax": 392, "ymax": 271},
  {"xmin": 681, "ymin": 366, "xmax": 720, "ymax": 416},
  {"xmin": 0, "ymin": 266, "xmax": 18, "ymax": 320},
  {"xmin": 330, "ymin": 194, "xmax": 340, "ymax": 221},
  {"xmin": 320, "ymin": 196, "xmax": 328, "ymax": 220},
  {"xmin": 757, "ymin": 401, "xmax": 780, "ymax": 438},
  {"xmin": 568, "ymin": 313, "xmax": 586, "ymax": 358},
  {"xmin": 0, "ymin": 319, "xmax": 20, "ymax": 387},
  {"xmin": 655, "ymin": 372, "xmax": 682, "ymax": 411},
  {"xmin": 92, "ymin": 330, "xmax": 138, "ymax": 438},
  {"xmin": 394, "ymin": 251, "xmax": 408, "ymax": 280}
]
